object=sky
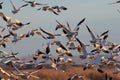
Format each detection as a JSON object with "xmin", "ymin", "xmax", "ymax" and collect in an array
[{"xmin": 0, "ymin": 0, "xmax": 120, "ymax": 57}]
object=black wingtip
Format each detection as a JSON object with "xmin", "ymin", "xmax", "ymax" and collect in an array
[
  {"xmin": 100, "ymin": 30, "xmax": 109, "ymax": 37},
  {"xmin": 76, "ymin": 37, "xmax": 83, "ymax": 47},
  {"xmin": 77, "ymin": 18, "xmax": 86, "ymax": 27},
  {"xmin": 53, "ymin": 11, "xmax": 59, "ymax": 15},
  {"xmin": 85, "ymin": 24, "xmax": 91, "ymax": 33}
]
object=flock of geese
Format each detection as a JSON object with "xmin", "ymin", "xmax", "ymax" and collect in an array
[{"xmin": 0, "ymin": 0, "xmax": 120, "ymax": 80}]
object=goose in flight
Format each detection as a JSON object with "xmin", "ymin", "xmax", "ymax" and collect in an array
[
  {"xmin": 108, "ymin": 43, "xmax": 120, "ymax": 53},
  {"xmin": 19, "ymin": 29, "xmax": 46, "ymax": 39},
  {"xmin": 56, "ymin": 18, "xmax": 85, "ymax": 31},
  {"xmin": 0, "ymin": 12, "xmax": 30, "ymax": 27},
  {"xmin": 34, "ymin": 43, "xmax": 52, "ymax": 60},
  {"xmin": 52, "ymin": 6, "xmax": 67, "ymax": 13},
  {"xmin": 7, "ymin": 19, "xmax": 30, "ymax": 27},
  {"xmin": 86, "ymin": 25, "xmax": 99, "ymax": 44},
  {"xmin": 86, "ymin": 25, "xmax": 109, "ymax": 49},
  {"xmin": 66, "ymin": 41, "xmax": 85, "ymax": 54},
  {"xmin": 23, "ymin": 0, "xmax": 47, "ymax": 7},
  {"xmin": 1, "ymin": 34, "xmax": 10, "ymax": 39},
  {"xmin": 56, "ymin": 18, "xmax": 85, "ymax": 41},
  {"xmin": 56, "ymin": 47, "xmax": 73, "ymax": 57},
  {"xmin": 50, "ymin": 41, "xmax": 68, "ymax": 51},
  {"xmin": 10, "ymin": 0, "xmax": 29, "ymax": 14},
  {"xmin": 38, "ymin": 6, "xmax": 59, "ymax": 15},
  {"xmin": 50, "ymin": 41, "xmax": 73, "ymax": 57},
  {"xmin": 86, "ymin": 25, "xmax": 109, "ymax": 44},
  {"xmin": 29, "ymin": 29, "xmax": 46, "ymax": 39}
]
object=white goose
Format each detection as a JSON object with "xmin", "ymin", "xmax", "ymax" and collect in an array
[
  {"xmin": 56, "ymin": 18, "xmax": 85, "ymax": 41},
  {"xmin": 7, "ymin": 19, "xmax": 30, "ymax": 27}
]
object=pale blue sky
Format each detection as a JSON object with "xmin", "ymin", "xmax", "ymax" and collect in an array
[{"xmin": 0, "ymin": 0, "xmax": 120, "ymax": 57}]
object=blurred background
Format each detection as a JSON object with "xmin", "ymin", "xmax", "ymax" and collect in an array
[{"xmin": 0, "ymin": 0, "xmax": 120, "ymax": 57}]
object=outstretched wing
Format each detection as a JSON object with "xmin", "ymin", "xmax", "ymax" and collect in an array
[
  {"xmin": 51, "ymin": 41, "xmax": 68, "ymax": 51},
  {"xmin": 56, "ymin": 20, "xmax": 71, "ymax": 33},
  {"xmin": 18, "ymin": 4, "xmax": 29, "ymax": 10},
  {"xmin": 39, "ymin": 28, "xmax": 53, "ymax": 36},
  {"xmin": 86, "ymin": 25, "xmax": 96, "ymax": 42},
  {"xmin": 74, "ymin": 18, "xmax": 85, "ymax": 32},
  {"xmin": 10, "ymin": 0, "xmax": 17, "ymax": 11},
  {"xmin": 100, "ymin": 30, "xmax": 109, "ymax": 37}
]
